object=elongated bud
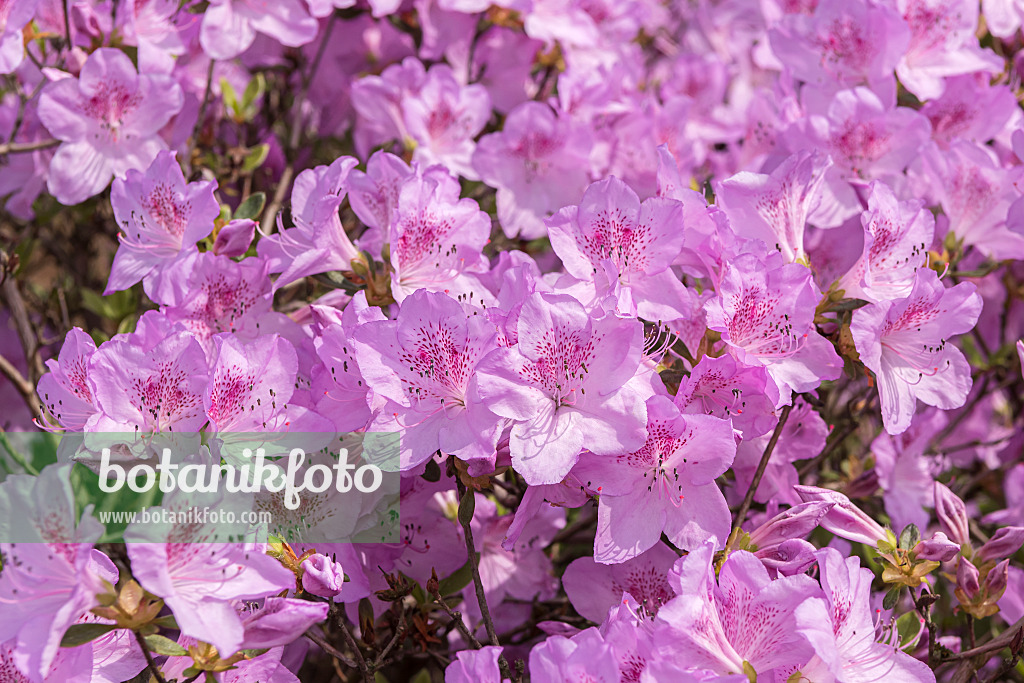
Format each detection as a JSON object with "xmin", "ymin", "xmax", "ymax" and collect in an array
[
  {"xmin": 913, "ymin": 532, "xmax": 960, "ymax": 562},
  {"xmin": 934, "ymin": 482, "xmax": 970, "ymax": 547},
  {"xmin": 748, "ymin": 501, "xmax": 833, "ymax": 549},
  {"xmin": 976, "ymin": 527, "xmax": 1024, "ymax": 564},
  {"xmin": 794, "ymin": 485, "xmax": 887, "ymax": 546},
  {"xmin": 985, "ymin": 559, "xmax": 1011, "ymax": 600},
  {"xmin": 957, "ymin": 557, "xmax": 980, "ymax": 600}
]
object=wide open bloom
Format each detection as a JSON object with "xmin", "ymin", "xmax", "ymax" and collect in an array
[
  {"xmin": 476, "ymin": 291, "xmax": 651, "ymax": 485},
  {"xmin": 37, "ymin": 48, "xmax": 183, "ymax": 205},
  {"xmin": 851, "ymin": 268, "xmax": 982, "ymax": 434}
]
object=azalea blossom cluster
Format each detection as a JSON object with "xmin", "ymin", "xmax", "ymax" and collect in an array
[{"xmin": 1, "ymin": 0, "xmax": 1024, "ymax": 681}]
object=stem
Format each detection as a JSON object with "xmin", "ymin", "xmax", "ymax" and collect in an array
[
  {"xmin": 304, "ymin": 627, "xmax": 358, "ymax": 669},
  {"xmin": 337, "ymin": 615, "xmax": 372, "ymax": 681},
  {"xmin": 0, "ymin": 138, "xmax": 60, "ymax": 156},
  {"xmin": 456, "ymin": 478, "xmax": 513, "ymax": 681},
  {"xmin": 734, "ymin": 403, "xmax": 793, "ymax": 528},
  {"xmin": 189, "ymin": 59, "xmax": 216, "ymax": 155},
  {"xmin": 0, "ymin": 430, "xmax": 39, "ymax": 475},
  {"xmin": 132, "ymin": 630, "xmax": 167, "ymax": 683}
]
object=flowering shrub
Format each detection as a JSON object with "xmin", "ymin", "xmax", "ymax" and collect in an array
[{"xmin": 2, "ymin": 0, "xmax": 1024, "ymax": 681}]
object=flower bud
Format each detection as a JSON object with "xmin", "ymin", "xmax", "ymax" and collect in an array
[
  {"xmin": 213, "ymin": 218, "xmax": 256, "ymax": 257},
  {"xmin": 913, "ymin": 532, "xmax": 960, "ymax": 562},
  {"xmin": 975, "ymin": 527, "xmax": 1024, "ymax": 564},
  {"xmin": 984, "ymin": 559, "xmax": 1010, "ymax": 600},
  {"xmin": 794, "ymin": 485, "xmax": 887, "ymax": 546},
  {"xmin": 301, "ymin": 553, "xmax": 345, "ymax": 598},
  {"xmin": 934, "ymin": 482, "xmax": 970, "ymax": 547},
  {"xmin": 747, "ymin": 501, "xmax": 833, "ymax": 549},
  {"xmin": 957, "ymin": 557, "xmax": 980, "ymax": 600}
]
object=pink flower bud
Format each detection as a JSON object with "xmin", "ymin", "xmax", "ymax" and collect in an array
[
  {"xmin": 301, "ymin": 553, "xmax": 345, "ymax": 598},
  {"xmin": 934, "ymin": 482, "xmax": 970, "ymax": 547},
  {"xmin": 913, "ymin": 532, "xmax": 960, "ymax": 562},
  {"xmin": 213, "ymin": 218, "xmax": 256, "ymax": 257},
  {"xmin": 794, "ymin": 485, "xmax": 887, "ymax": 546},
  {"xmin": 976, "ymin": 527, "xmax": 1024, "ymax": 564},
  {"xmin": 984, "ymin": 559, "xmax": 1010, "ymax": 599},
  {"xmin": 748, "ymin": 501, "xmax": 833, "ymax": 549},
  {"xmin": 957, "ymin": 557, "xmax": 980, "ymax": 600}
]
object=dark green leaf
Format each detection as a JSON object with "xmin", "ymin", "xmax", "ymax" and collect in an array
[
  {"xmin": 437, "ymin": 559, "xmax": 474, "ymax": 596},
  {"xmin": 60, "ymin": 623, "xmax": 118, "ymax": 648},
  {"xmin": 899, "ymin": 523, "xmax": 920, "ymax": 551},
  {"xmin": 883, "ymin": 586, "xmax": 901, "ymax": 611},
  {"xmin": 144, "ymin": 633, "xmax": 188, "ymax": 656},
  {"xmin": 234, "ymin": 192, "xmax": 266, "ymax": 221},
  {"xmin": 457, "ymin": 487, "xmax": 475, "ymax": 528},
  {"xmin": 421, "ymin": 458, "xmax": 441, "ymax": 482}
]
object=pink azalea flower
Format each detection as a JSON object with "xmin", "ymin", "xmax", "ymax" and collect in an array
[
  {"xmin": 920, "ymin": 75, "xmax": 1021, "ymax": 150},
  {"xmin": 37, "ymin": 327, "xmax": 98, "ymax": 431},
  {"xmin": 351, "ymin": 289, "xmax": 502, "ymax": 470},
  {"xmin": 309, "ymin": 294, "xmax": 387, "ymax": 433},
  {"xmin": 895, "ymin": 0, "xmax": 1002, "ymax": 101},
  {"xmin": 402, "ymin": 64, "xmax": 491, "ymax": 179},
  {"xmin": 871, "ymin": 409, "xmax": 945, "ymax": 532},
  {"xmin": 918, "ymin": 140, "xmax": 1024, "ymax": 261},
  {"xmin": 476, "ymin": 291, "xmax": 652, "ymax": 485},
  {"xmin": 0, "ymin": 464, "xmax": 113, "ymax": 680},
  {"xmin": 574, "ymin": 396, "xmax": 735, "ymax": 563},
  {"xmin": 347, "ymin": 151, "xmax": 414, "ymax": 254},
  {"xmin": 562, "ymin": 542, "xmax": 678, "ymax": 622},
  {"xmin": 768, "ymin": 0, "xmax": 909, "ymax": 90},
  {"xmin": 472, "ymin": 101, "xmax": 593, "ymax": 239},
  {"xmin": 106, "ymin": 150, "xmax": 219, "ymax": 296},
  {"xmin": 795, "ymin": 547, "xmax": 936, "ymax": 682},
  {"xmin": 199, "ymin": 0, "xmax": 318, "ymax": 60},
  {"xmin": 529, "ymin": 628, "xmax": 621, "ymax": 683},
  {"xmin": 37, "ymin": 48, "xmax": 183, "ymax": 205},
  {"xmin": 650, "ymin": 544, "xmax": 819, "ymax": 679},
  {"xmin": 388, "ymin": 168, "xmax": 491, "ymax": 303},
  {"xmin": 983, "ymin": 0, "xmax": 1024, "ymax": 37},
  {"xmin": 125, "ymin": 498, "xmax": 296, "ymax": 657},
  {"xmin": 446, "ymin": 646, "xmax": 504, "ymax": 683},
  {"xmin": 548, "ymin": 176, "xmax": 695, "ymax": 321},
  {"xmin": 717, "ymin": 150, "xmax": 832, "ymax": 263},
  {"xmin": 704, "ymin": 251, "xmax": 843, "ymax": 404},
  {"xmin": 673, "ymin": 353, "xmax": 779, "ymax": 439},
  {"xmin": 837, "ymin": 180, "xmax": 935, "ymax": 303},
  {"xmin": 850, "ymin": 267, "xmax": 982, "ymax": 434},
  {"xmin": 86, "ymin": 329, "xmax": 209, "ymax": 437},
  {"xmin": 0, "ymin": 0, "xmax": 39, "ymax": 74},
  {"xmin": 258, "ymin": 155, "xmax": 362, "ymax": 291}
]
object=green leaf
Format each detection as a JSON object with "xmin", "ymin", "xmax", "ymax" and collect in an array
[
  {"xmin": 883, "ymin": 586, "xmax": 901, "ymax": 611},
  {"xmin": 895, "ymin": 611, "xmax": 924, "ymax": 652},
  {"xmin": 143, "ymin": 633, "xmax": 189, "ymax": 656},
  {"xmin": 60, "ymin": 623, "xmax": 118, "ymax": 648},
  {"xmin": 241, "ymin": 144, "xmax": 270, "ymax": 174},
  {"xmin": 233, "ymin": 192, "xmax": 266, "ymax": 221},
  {"xmin": 242, "ymin": 73, "xmax": 265, "ymax": 109},
  {"xmin": 80, "ymin": 288, "xmax": 136, "ymax": 321},
  {"xmin": 437, "ymin": 558, "xmax": 474, "ymax": 596},
  {"xmin": 457, "ymin": 487, "xmax": 475, "ymax": 528},
  {"xmin": 899, "ymin": 523, "xmax": 921, "ymax": 551},
  {"xmin": 409, "ymin": 669, "xmax": 431, "ymax": 683},
  {"xmin": 220, "ymin": 77, "xmax": 239, "ymax": 115},
  {"xmin": 152, "ymin": 615, "xmax": 179, "ymax": 630},
  {"xmin": 421, "ymin": 458, "xmax": 441, "ymax": 482}
]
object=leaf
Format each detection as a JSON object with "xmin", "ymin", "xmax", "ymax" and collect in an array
[
  {"xmin": 883, "ymin": 586, "xmax": 901, "ymax": 611},
  {"xmin": 220, "ymin": 77, "xmax": 239, "ymax": 115},
  {"xmin": 895, "ymin": 611, "xmax": 924, "ymax": 652},
  {"xmin": 457, "ymin": 487, "xmax": 475, "ymax": 528},
  {"xmin": 143, "ymin": 634, "xmax": 189, "ymax": 656},
  {"xmin": 241, "ymin": 144, "xmax": 269, "ymax": 174},
  {"xmin": 234, "ymin": 192, "xmax": 266, "ymax": 221},
  {"xmin": 437, "ymin": 559, "xmax": 474, "ymax": 596},
  {"xmin": 409, "ymin": 669, "xmax": 431, "ymax": 683},
  {"xmin": 421, "ymin": 458, "xmax": 441, "ymax": 483},
  {"xmin": 899, "ymin": 523, "xmax": 921, "ymax": 551},
  {"xmin": 60, "ymin": 623, "xmax": 118, "ymax": 648},
  {"xmin": 242, "ymin": 73, "xmax": 265, "ymax": 109},
  {"xmin": 80, "ymin": 288, "xmax": 136, "ymax": 321}
]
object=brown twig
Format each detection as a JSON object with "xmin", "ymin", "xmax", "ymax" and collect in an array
[
  {"xmin": 132, "ymin": 629, "xmax": 168, "ymax": 683},
  {"xmin": 734, "ymin": 403, "xmax": 793, "ymax": 528},
  {"xmin": 0, "ymin": 138, "xmax": 60, "ymax": 155},
  {"xmin": 336, "ymin": 617, "xmax": 372, "ymax": 681},
  {"xmin": 305, "ymin": 627, "xmax": 359, "ymax": 669},
  {"xmin": 456, "ymin": 478, "xmax": 513, "ymax": 681}
]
